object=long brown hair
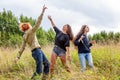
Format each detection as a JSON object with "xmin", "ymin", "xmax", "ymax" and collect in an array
[
  {"xmin": 74, "ymin": 25, "xmax": 87, "ymax": 40},
  {"xmin": 66, "ymin": 24, "xmax": 74, "ymax": 41}
]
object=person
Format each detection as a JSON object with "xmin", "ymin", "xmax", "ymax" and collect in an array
[
  {"xmin": 74, "ymin": 25, "xmax": 95, "ymax": 72},
  {"xmin": 48, "ymin": 15, "xmax": 74, "ymax": 76},
  {"xmin": 14, "ymin": 5, "xmax": 49, "ymax": 79}
]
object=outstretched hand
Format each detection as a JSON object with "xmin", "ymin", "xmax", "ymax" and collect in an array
[
  {"xmin": 42, "ymin": 5, "xmax": 47, "ymax": 13},
  {"xmin": 48, "ymin": 15, "xmax": 52, "ymax": 21},
  {"xmin": 47, "ymin": 15, "xmax": 56, "ymax": 27}
]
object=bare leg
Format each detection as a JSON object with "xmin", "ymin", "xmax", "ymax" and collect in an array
[
  {"xmin": 50, "ymin": 53, "xmax": 57, "ymax": 75},
  {"xmin": 59, "ymin": 55, "xmax": 70, "ymax": 72}
]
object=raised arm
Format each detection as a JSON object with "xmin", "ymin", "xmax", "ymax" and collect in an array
[
  {"xmin": 48, "ymin": 15, "xmax": 56, "ymax": 27},
  {"xmin": 48, "ymin": 15, "xmax": 61, "ymax": 34},
  {"xmin": 32, "ymin": 5, "xmax": 47, "ymax": 32}
]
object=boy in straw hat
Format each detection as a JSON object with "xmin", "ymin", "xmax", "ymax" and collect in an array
[{"xmin": 14, "ymin": 5, "xmax": 49, "ymax": 80}]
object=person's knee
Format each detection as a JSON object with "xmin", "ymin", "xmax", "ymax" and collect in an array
[
  {"xmin": 43, "ymin": 61, "xmax": 50, "ymax": 67},
  {"xmin": 88, "ymin": 62, "xmax": 93, "ymax": 68},
  {"xmin": 51, "ymin": 58, "xmax": 57, "ymax": 65},
  {"xmin": 47, "ymin": 62, "xmax": 50, "ymax": 67}
]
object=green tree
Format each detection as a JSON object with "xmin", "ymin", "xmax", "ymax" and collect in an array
[
  {"xmin": 100, "ymin": 31, "xmax": 108, "ymax": 42},
  {"xmin": 108, "ymin": 32, "xmax": 114, "ymax": 40},
  {"xmin": 19, "ymin": 15, "xmax": 36, "ymax": 26},
  {"xmin": 0, "ymin": 9, "xmax": 19, "ymax": 46},
  {"xmin": 47, "ymin": 28, "xmax": 55, "ymax": 43},
  {"xmin": 114, "ymin": 32, "xmax": 120, "ymax": 43}
]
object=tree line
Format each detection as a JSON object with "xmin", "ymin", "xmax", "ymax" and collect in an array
[
  {"xmin": 88, "ymin": 31, "xmax": 120, "ymax": 44},
  {"xmin": 0, "ymin": 9, "xmax": 55, "ymax": 47},
  {"xmin": 0, "ymin": 9, "xmax": 120, "ymax": 47}
]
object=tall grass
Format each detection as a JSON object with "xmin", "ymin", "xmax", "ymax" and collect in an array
[{"xmin": 0, "ymin": 44, "xmax": 120, "ymax": 80}]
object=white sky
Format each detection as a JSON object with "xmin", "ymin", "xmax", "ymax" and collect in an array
[{"xmin": 0, "ymin": 0, "xmax": 120, "ymax": 35}]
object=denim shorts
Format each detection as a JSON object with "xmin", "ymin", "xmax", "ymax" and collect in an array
[{"xmin": 52, "ymin": 45, "xmax": 66, "ymax": 56}]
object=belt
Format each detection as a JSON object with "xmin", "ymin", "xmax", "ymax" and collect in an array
[{"xmin": 31, "ymin": 47, "xmax": 41, "ymax": 52}]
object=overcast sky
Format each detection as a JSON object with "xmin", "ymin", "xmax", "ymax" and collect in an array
[{"xmin": 0, "ymin": 0, "xmax": 120, "ymax": 35}]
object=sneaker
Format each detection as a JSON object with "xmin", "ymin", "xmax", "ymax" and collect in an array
[
  {"xmin": 80, "ymin": 68, "xmax": 86, "ymax": 72},
  {"xmin": 31, "ymin": 72, "xmax": 38, "ymax": 80}
]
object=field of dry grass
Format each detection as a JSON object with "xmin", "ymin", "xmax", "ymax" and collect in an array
[{"xmin": 0, "ymin": 44, "xmax": 120, "ymax": 80}]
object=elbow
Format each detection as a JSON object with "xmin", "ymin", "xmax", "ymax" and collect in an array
[
  {"xmin": 89, "ymin": 43, "xmax": 92, "ymax": 47},
  {"xmin": 74, "ymin": 41, "xmax": 78, "ymax": 46}
]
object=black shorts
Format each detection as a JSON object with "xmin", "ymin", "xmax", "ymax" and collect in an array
[{"xmin": 52, "ymin": 45, "xmax": 66, "ymax": 56}]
